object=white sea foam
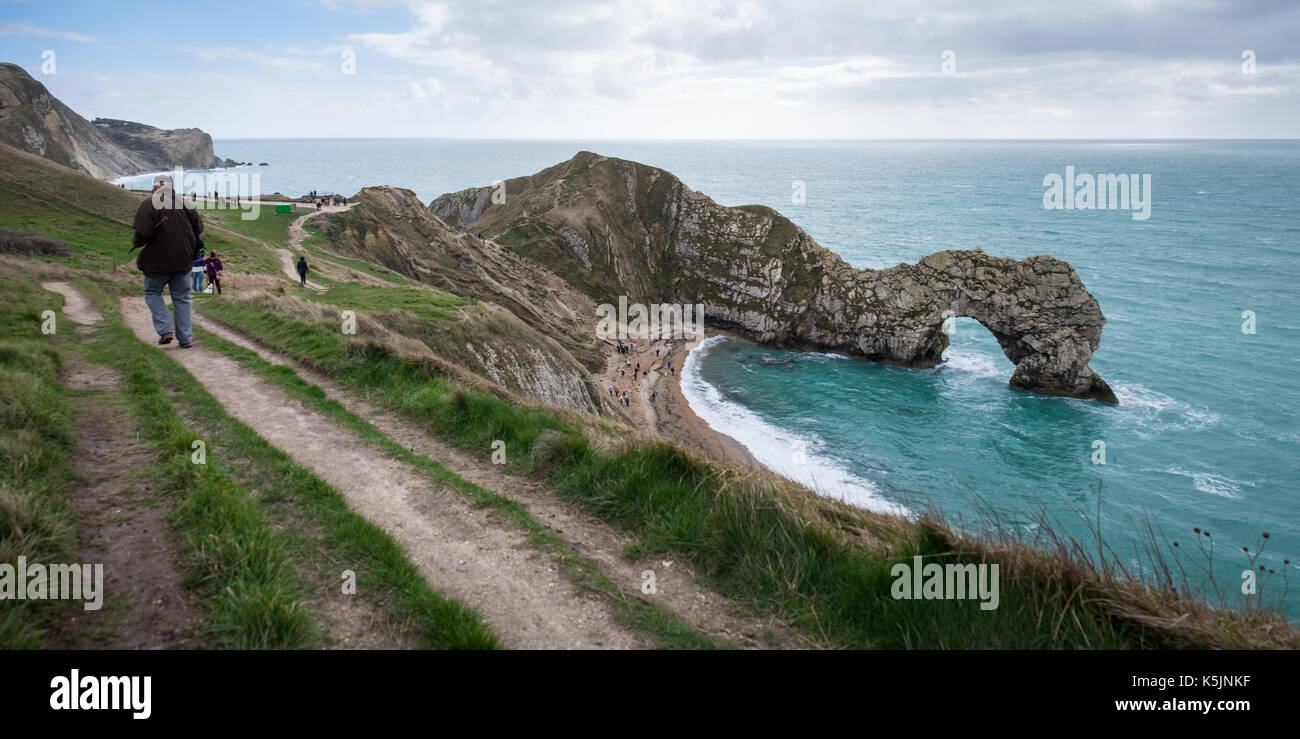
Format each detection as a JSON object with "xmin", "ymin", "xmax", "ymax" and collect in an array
[
  {"xmin": 1164, "ymin": 466, "xmax": 1255, "ymax": 499},
  {"xmin": 1114, "ymin": 382, "xmax": 1221, "ymax": 435},
  {"xmin": 109, "ymin": 169, "xmax": 176, "ymax": 186},
  {"xmin": 680, "ymin": 337, "xmax": 909, "ymax": 516},
  {"xmin": 938, "ymin": 349, "xmax": 1005, "ymax": 381}
]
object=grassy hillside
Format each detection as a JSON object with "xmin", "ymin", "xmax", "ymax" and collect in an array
[{"xmin": 0, "ymin": 145, "xmax": 281, "ymax": 276}]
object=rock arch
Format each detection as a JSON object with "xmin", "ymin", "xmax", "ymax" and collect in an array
[{"xmin": 798, "ymin": 251, "xmax": 1118, "ymax": 403}]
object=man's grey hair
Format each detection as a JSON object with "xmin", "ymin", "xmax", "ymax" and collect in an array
[{"xmin": 153, "ymin": 174, "xmax": 174, "ymax": 189}]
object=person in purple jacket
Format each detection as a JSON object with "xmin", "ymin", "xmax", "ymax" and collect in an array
[{"xmin": 205, "ymin": 251, "xmax": 224, "ymax": 295}]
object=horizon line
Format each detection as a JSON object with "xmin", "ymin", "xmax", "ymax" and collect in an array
[{"xmin": 208, "ymin": 136, "xmax": 1300, "ymax": 142}]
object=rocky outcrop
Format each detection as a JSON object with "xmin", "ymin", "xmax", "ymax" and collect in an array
[
  {"xmin": 0, "ymin": 63, "xmax": 233, "ymax": 179},
  {"xmin": 318, "ymin": 186, "xmax": 614, "ymax": 414},
  {"xmin": 431, "ymin": 151, "xmax": 1117, "ymax": 403},
  {"xmin": 0, "ymin": 228, "xmax": 69, "ymax": 255}
]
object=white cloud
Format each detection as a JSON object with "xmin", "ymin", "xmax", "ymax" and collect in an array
[
  {"xmin": 0, "ymin": 21, "xmax": 97, "ymax": 42},
  {"xmin": 178, "ymin": 45, "xmax": 329, "ymax": 73}
]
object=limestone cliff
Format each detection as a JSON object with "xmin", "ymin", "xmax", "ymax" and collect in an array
[
  {"xmin": 0, "ymin": 63, "xmax": 234, "ymax": 179},
  {"xmin": 318, "ymin": 186, "xmax": 612, "ymax": 414},
  {"xmin": 431, "ymin": 151, "xmax": 1117, "ymax": 403}
]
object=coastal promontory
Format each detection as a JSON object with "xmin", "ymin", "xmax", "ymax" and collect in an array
[
  {"xmin": 431, "ymin": 151, "xmax": 1117, "ymax": 403},
  {"xmin": 0, "ymin": 62, "xmax": 235, "ymax": 179}
]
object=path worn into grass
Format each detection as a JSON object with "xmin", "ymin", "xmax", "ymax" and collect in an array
[
  {"xmin": 278, "ymin": 248, "xmax": 327, "ymax": 292},
  {"xmin": 196, "ymin": 313, "xmax": 812, "ymax": 649},
  {"xmin": 120, "ymin": 295, "xmax": 646, "ymax": 649},
  {"xmin": 43, "ymin": 282, "xmax": 206, "ymax": 648},
  {"xmin": 42, "ymin": 281, "xmax": 101, "ymax": 333}
]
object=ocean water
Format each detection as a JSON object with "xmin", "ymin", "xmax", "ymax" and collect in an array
[{"xmin": 122, "ymin": 139, "xmax": 1300, "ymax": 618}]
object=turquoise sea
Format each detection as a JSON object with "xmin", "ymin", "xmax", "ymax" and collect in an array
[{"xmin": 121, "ymin": 139, "xmax": 1300, "ymax": 619}]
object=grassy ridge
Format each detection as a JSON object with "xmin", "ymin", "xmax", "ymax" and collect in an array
[
  {"xmin": 0, "ymin": 145, "xmax": 281, "ymax": 276},
  {"xmin": 199, "ymin": 294, "xmax": 1213, "ymax": 648}
]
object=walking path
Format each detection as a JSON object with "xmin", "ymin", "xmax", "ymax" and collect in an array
[
  {"xmin": 42, "ymin": 282, "xmax": 206, "ymax": 648},
  {"xmin": 194, "ymin": 314, "xmax": 810, "ymax": 649},
  {"xmin": 120, "ymin": 294, "xmax": 647, "ymax": 649}
]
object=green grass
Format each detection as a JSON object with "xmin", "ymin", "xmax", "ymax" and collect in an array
[
  {"xmin": 205, "ymin": 205, "xmax": 416, "ymax": 287},
  {"xmin": 196, "ymin": 294, "xmax": 1192, "ymax": 649},
  {"xmin": 72, "ymin": 281, "xmax": 501, "ymax": 649},
  {"xmin": 309, "ymin": 281, "xmax": 473, "ymax": 321},
  {"xmin": 192, "ymin": 323, "xmax": 725, "ymax": 649},
  {"xmin": 201, "ymin": 203, "xmax": 304, "ymax": 249},
  {"xmin": 0, "ymin": 147, "xmax": 282, "ymax": 277},
  {"xmin": 0, "ymin": 271, "xmax": 80, "ymax": 648}
]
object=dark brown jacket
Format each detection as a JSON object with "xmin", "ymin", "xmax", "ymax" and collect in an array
[{"xmin": 132, "ymin": 189, "xmax": 204, "ymax": 274}]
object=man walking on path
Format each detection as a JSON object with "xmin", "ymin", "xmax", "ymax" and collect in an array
[
  {"xmin": 296, "ymin": 255, "xmax": 309, "ymax": 285},
  {"xmin": 133, "ymin": 174, "xmax": 203, "ymax": 348}
]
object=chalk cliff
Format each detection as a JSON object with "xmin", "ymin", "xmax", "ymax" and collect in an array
[{"xmin": 0, "ymin": 62, "xmax": 234, "ymax": 179}]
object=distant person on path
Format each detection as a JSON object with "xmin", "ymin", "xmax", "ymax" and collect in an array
[
  {"xmin": 205, "ymin": 250, "xmax": 225, "ymax": 295},
  {"xmin": 132, "ymin": 174, "xmax": 203, "ymax": 348},
  {"xmin": 296, "ymin": 255, "xmax": 309, "ymax": 285},
  {"xmin": 191, "ymin": 255, "xmax": 206, "ymax": 292}
]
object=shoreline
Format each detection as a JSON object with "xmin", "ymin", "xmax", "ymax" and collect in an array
[{"xmin": 593, "ymin": 330, "xmax": 759, "ymax": 470}]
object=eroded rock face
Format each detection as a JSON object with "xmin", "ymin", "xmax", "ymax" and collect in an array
[
  {"xmin": 431, "ymin": 151, "xmax": 1117, "ymax": 403},
  {"xmin": 320, "ymin": 186, "xmax": 614, "ymax": 415},
  {"xmin": 0, "ymin": 63, "xmax": 232, "ymax": 178}
]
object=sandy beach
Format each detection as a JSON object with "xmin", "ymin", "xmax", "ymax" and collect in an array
[{"xmin": 593, "ymin": 331, "xmax": 758, "ymax": 469}]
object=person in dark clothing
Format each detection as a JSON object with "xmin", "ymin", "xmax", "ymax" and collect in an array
[
  {"xmin": 133, "ymin": 175, "xmax": 203, "ymax": 348},
  {"xmin": 205, "ymin": 251, "xmax": 225, "ymax": 295},
  {"xmin": 296, "ymin": 255, "xmax": 309, "ymax": 285}
]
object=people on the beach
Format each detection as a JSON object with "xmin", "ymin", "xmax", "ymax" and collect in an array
[
  {"xmin": 205, "ymin": 250, "xmax": 225, "ymax": 295},
  {"xmin": 132, "ymin": 174, "xmax": 203, "ymax": 349},
  {"xmin": 296, "ymin": 255, "xmax": 309, "ymax": 285}
]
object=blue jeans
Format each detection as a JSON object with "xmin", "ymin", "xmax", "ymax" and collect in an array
[
  {"xmin": 191, "ymin": 270, "xmax": 204, "ymax": 291},
  {"xmin": 144, "ymin": 272, "xmax": 192, "ymax": 344}
]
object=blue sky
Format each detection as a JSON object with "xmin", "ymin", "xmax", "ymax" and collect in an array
[{"xmin": 2, "ymin": 0, "xmax": 1298, "ymax": 138}]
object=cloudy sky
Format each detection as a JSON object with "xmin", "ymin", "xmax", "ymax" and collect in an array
[{"xmin": 2, "ymin": 0, "xmax": 1297, "ymax": 138}]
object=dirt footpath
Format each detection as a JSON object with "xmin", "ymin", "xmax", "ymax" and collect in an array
[
  {"xmin": 43, "ymin": 282, "xmax": 206, "ymax": 649},
  {"xmin": 196, "ymin": 314, "xmax": 812, "ymax": 649},
  {"xmin": 121, "ymin": 296, "xmax": 646, "ymax": 650}
]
